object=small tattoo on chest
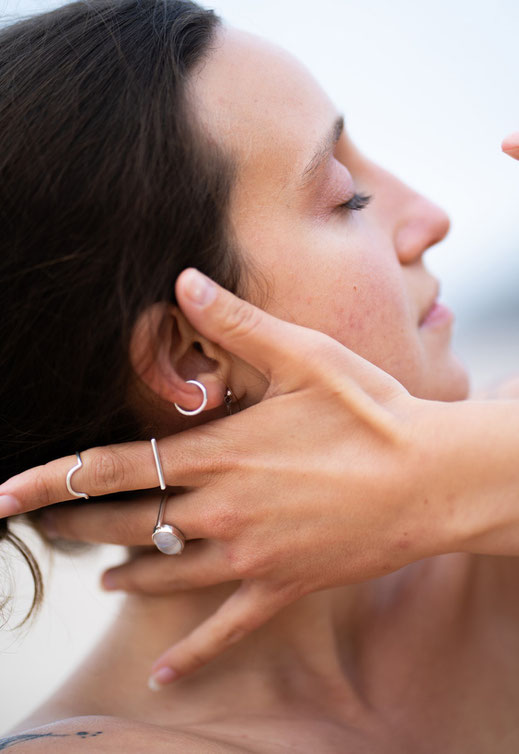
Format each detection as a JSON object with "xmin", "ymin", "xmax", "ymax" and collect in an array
[{"xmin": 0, "ymin": 730, "xmax": 103, "ymax": 750}]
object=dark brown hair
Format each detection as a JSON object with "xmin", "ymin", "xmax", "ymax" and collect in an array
[{"xmin": 0, "ymin": 0, "xmax": 241, "ymax": 622}]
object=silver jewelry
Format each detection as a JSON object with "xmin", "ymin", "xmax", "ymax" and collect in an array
[
  {"xmin": 173, "ymin": 379, "xmax": 208, "ymax": 416},
  {"xmin": 152, "ymin": 494, "xmax": 185, "ymax": 555},
  {"xmin": 150, "ymin": 438, "xmax": 166, "ymax": 490},
  {"xmin": 150, "ymin": 438, "xmax": 185, "ymax": 555},
  {"xmin": 66, "ymin": 451, "xmax": 90, "ymax": 500}
]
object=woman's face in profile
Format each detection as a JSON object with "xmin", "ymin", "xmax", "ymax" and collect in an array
[{"xmin": 189, "ymin": 26, "xmax": 469, "ymax": 401}]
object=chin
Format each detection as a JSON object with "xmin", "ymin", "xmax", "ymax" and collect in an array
[{"xmin": 418, "ymin": 352, "xmax": 471, "ymax": 402}]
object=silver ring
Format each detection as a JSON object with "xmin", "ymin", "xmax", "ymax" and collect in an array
[
  {"xmin": 66, "ymin": 451, "xmax": 90, "ymax": 500},
  {"xmin": 150, "ymin": 439, "xmax": 185, "ymax": 555},
  {"xmin": 152, "ymin": 494, "xmax": 186, "ymax": 555},
  {"xmin": 174, "ymin": 379, "xmax": 208, "ymax": 416}
]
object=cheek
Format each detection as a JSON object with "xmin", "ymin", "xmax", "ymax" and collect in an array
[
  {"xmin": 237, "ymin": 214, "xmax": 424, "ymax": 387},
  {"xmin": 265, "ymin": 235, "xmax": 418, "ymax": 374},
  {"xmin": 323, "ymin": 263, "xmax": 421, "ymax": 382}
]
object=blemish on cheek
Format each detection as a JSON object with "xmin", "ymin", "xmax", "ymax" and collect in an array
[
  {"xmin": 353, "ymin": 285, "xmax": 358, "ymax": 292},
  {"xmin": 348, "ymin": 312, "xmax": 361, "ymax": 329}
]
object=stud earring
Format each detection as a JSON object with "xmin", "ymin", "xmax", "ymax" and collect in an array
[{"xmin": 224, "ymin": 387, "xmax": 240, "ymax": 415}]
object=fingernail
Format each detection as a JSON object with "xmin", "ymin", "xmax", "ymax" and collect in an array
[
  {"xmin": 182, "ymin": 269, "xmax": 216, "ymax": 307},
  {"xmin": 148, "ymin": 667, "xmax": 177, "ymax": 691},
  {"xmin": 101, "ymin": 571, "xmax": 119, "ymax": 591},
  {"xmin": 40, "ymin": 511, "xmax": 58, "ymax": 539},
  {"xmin": 0, "ymin": 494, "xmax": 21, "ymax": 518}
]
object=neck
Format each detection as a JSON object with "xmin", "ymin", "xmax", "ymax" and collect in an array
[{"xmin": 64, "ymin": 580, "xmax": 372, "ymax": 728}]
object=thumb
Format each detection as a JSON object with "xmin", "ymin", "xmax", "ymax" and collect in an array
[
  {"xmin": 175, "ymin": 268, "xmax": 321, "ymax": 383},
  {"xmin": 502, "ymin": 132, "xmax": 519, "ymax": 160}
]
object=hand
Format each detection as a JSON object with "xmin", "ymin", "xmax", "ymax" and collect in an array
[
  {"xmin": 502, "ymin": 132, "xmax": 519, "ymax": 160},
  {"xmin": 0, "ymin": 269, "xmax": 450, "ymax": 686}
]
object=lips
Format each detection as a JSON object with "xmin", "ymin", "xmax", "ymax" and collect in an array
[
  {"xmin": 418, "ymin": 281, "xmax": 441, "ymax": 327},
  {"xmin": 420, "ymin": 301, "xmax": 454, "ymax": 328}
]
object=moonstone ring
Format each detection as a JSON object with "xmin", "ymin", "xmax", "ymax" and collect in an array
[
  {"xmin": 150, "ymin": 439, "xmax": 186, "ymax": 555},
  {"xmin": 152, "ymin": 514, "xmax": 185, "ymax": 555}
]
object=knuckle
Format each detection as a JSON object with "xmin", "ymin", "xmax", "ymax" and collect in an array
[
  {"xmin": 124, "ymin": 562, "xmax": 190, "ymax": 593},
  {"xmin": 34, "ymin": 466, "xmax": 53, "ymax": 507},
  {"xmin": 183, "ymin": 648, "xmax": 208, "ymax": 674},
  {"xmin": 222, "ymin": 298, "xmax": 263, "ymax": 341},
  {"xmin": 224, "ymin": 544, "xmax": 261, "ymax": 579},
  {"xmin": 157, "ymin": 570, "xmax": 190, "ymax": 592},
  {"xmin": 88, "ymin": 448, "xmax": 125, "ymax": 492},
  {"xmin": 219, "ymin": 623, "xmax": 248, "ymax": 648},
  {"xmin": 112, "ymin": 514, "xmax": 136, "ymax": 545},
  {"xmin": 167, "ymin": 577, "xmax": 191, "ymax": 591},
  {"xmin": 208, "ymin": 502, "xmax": 243, "ymax": 540}
]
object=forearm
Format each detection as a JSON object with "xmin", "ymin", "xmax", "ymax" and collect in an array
[{"xmin": 409, "ymin": 398, "xmax": 519, "ymax": 557}]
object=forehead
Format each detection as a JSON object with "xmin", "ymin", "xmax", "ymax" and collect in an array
[{"xmin": 187, "ymin": 26, "xmax": 338, "ymax": 190}]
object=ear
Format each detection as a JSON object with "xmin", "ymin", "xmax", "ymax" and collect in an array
[{"xmin": 129, "ymin": 302, "xmax": 231, "ymax": 414}]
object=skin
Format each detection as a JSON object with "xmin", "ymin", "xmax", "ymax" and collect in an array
[
  {"xmin": 186, "ymin": 27, "xmax": 469, "ymax": 405},
  {"xmin": 3, "ymin": 29, "xmax": 519, "ymax": 753}
]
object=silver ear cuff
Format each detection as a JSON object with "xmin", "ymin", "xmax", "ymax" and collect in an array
[{"xmin": 173, "ymin": 379, "xmax": 208, "ymax": 416}]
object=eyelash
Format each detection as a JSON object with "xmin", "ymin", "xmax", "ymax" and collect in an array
[{"xmin": 337, "ymin": 192, "xmax": 372, "ymax": 213}]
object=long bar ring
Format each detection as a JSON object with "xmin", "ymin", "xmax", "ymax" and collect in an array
[
  {"xmin": 66, "ymin": 451, "xmax": 90, "ymax": 500},
  {"xmin": 150, "ymin": 438, "xmax": 185, "ymax": 555}
]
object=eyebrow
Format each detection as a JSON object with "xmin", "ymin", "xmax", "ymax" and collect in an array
[{"xmin": 300, "ymin": 115, "xmax": 345, "ymax": 188}]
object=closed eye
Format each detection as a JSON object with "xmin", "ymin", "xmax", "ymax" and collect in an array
[{"xmin": 337, "ymin": 192, "xmax": 372, "ymax": 213}]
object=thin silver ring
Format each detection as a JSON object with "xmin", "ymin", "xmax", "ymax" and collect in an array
[
  {"xmin": 150, "ymin": 438, "xmax": 166, "ymax": 490},
  {"xmin": 66, "ymin": 451, "xmax": 90, "ymax": 500},
  {"xmin": 174, "ymin": 379, "xmax": 208, "ymax": 416}
]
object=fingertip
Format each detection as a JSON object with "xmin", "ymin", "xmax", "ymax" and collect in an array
[
  {"xmin": 148, "ymin": 666, "xmax": 178, "ymax": 691},
  {"xmin": 176, "ymin": 268, "xmax": 217, "ymax": 309},
  {"xmin": 0, "ymin": 494, "xmax": 21, "ymax": 518},
  {"xmin": 101, "ymin": 570, "xmax": 120, "ymax": 591},
  {"xmin": 502, "ymin": 132, "xmax": 519, "ymax": 155}
]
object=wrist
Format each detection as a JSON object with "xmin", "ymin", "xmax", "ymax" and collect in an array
[
  {"xmin": 404, "ymin": 397, "xmax": 519, "ymax": 559},
  {"xmin": 398, "ymin": 397, "xmax": 469, "ymax": 560}
]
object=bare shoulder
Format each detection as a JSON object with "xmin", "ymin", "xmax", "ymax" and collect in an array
[{"xmin": 0, "ymin": 716, "xmax": 250, "ymax": 753}]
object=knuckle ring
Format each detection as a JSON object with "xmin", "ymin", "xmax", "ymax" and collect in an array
[
  {"xmin": 150, "ymin": 438, "xmax": 185, "ymax": 555},
  {"xmin": 66, "ymin": 451, "xmax": 90, "ymax": 500}
]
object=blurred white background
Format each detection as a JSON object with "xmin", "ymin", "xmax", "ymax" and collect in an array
[{"xmin": 1, "ymin": 0, "xmax": 518, "ymax": 734}]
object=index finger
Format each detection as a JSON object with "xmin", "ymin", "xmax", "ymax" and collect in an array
[
  {"xmin": 0, "ymin": 430, "xmax": 219, "ymax": 516},
  {"xmin": 175, "ymin": 268, "xmax": 331, "ymax": 386}
]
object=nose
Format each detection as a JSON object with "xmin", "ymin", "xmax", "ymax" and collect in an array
[{"xmin": 393, "ymin": 191, "xmax": 451, "ymax": 265}]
